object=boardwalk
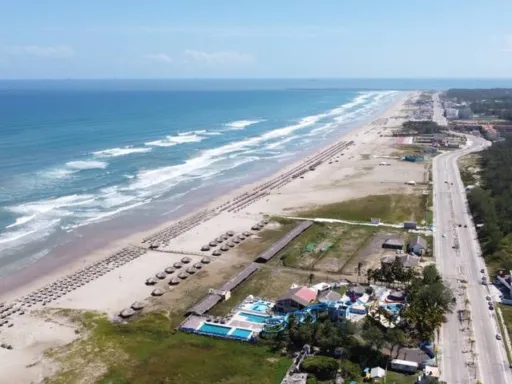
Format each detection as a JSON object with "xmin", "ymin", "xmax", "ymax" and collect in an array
[{"xmin": 255, "ymin": 221, "xmax": 313, "ymax": 262}]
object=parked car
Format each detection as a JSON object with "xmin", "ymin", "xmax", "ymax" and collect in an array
[
  {"xmin": 464, "ymin": 225, "xmax": 467, "ymax": 228},
  {"xmin": 486, "ymin": 296, "xmax": 491, "ymax": 301},
  {"xmin": 497, "ymin": 333, "xmax": 502, "ymax": 340},
  {"xmin": 481, "ymin": 269, "xmax": 485, "ymax": 273},
  {"xmin": 489, "ymin": 305, "xmax": 494, "ymax": 311}
]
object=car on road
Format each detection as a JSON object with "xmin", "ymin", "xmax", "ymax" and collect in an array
[
  {"xmin": 442, "ymin": 234, "xmax": 446, "ymax": 238},
  {"xmin": 458, "ymin": 224, "xmax": 462, "ymax": 227},
  {"xmin": 489, "ymin": 305, "xmax": 494, "ymax": 310},
  {"xmin": 486, "ymin": 296, "xmax": 492, "ymax": 301},
  {"xmin": 497, "ymin": 333, "xmax": 502, "ymax": 340},
  {"xmin": 481, "ymin": 269, "xmax": 485, "ymax": 273},
  {"xmin": 464, "ymin": 225, "xmax": 467, "ymax": 228}
]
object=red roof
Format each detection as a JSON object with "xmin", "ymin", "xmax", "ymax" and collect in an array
[{"xmin": 294, "ymin": 287, "xmax": 317, "ymax": 303}]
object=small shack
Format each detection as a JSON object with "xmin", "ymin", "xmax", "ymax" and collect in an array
[
  {"xmin": 382, "ymin": 238, "xmax": 404, "ymax": 250},
  {"xmin": 408, "ymin": 235, "xmax": 427, "ymax": 255},
  {"xmin": 370, "ymin": 367, "xmax": 386, "ymax": 381}
]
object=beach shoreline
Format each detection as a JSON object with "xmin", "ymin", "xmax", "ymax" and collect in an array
[
  {"xmin": 0, "ymin": 90, "xmax": 418, "ymax": 383},
  {"xmin": 0, "ymin": 91, "xmax": 408, "ymax": 302}
]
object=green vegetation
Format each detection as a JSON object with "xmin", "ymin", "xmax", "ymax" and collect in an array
[
  {"xmin": 45, "ymin": 311, "xmax": 290, "ymax": 384},
  {"xmin": 301, "ymin": 356, "xmax": 339, "ymax": 381},
  {"xmin": 467, "ymin": 138, "xmax": 512, "ymax": 273},
  {"xmin": 446, "ymin": 88, "xmax": 512, "ymax": 121},
  {"xmin": 274, "ymin": 222, "xmax": 378, "ymax": 272},
  {"xmin": 399, "ymin": 121, "xmax": 445, "ymax": 135},
  {"xmin": 497, "ymin": 305, "xmax": 512, "ymax": 364},
  {"xmin": 297, "ymin": 194, "xmax": 426, "ymax": 224}
]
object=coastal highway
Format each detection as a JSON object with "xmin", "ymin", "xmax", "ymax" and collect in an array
[
  {"xmin": 434, "ymin": 138, "xmax": 512, "ymax": 384},
  {"xmin": 433, "ymin": 92, "xmax": 448, "ymax": 126}
]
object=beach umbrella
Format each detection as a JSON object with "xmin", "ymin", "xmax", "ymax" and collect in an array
[
  {"xmin": 193, "ymin": 263, "xmax": 202, "ymax": 269},
  {"xmin": 178, "ymin": 272, "xmax": 189, "ymax": 279},
  {"xmin": 226, "ymin": 230, "xmax": 235, "ymax": 236},
  {"xmin": 216, "ymin": 237, "xmax": 224, "ymax": 244},
  {"xmin": 251, "ymin": 225, "xmax": 261, "ymax": 231},
  {"xmin": 169, "ymin": 277, "xmax": 180, "ymax": 285},
  {"xmin": 131, "ymin": 301, "xmax": 145, "ymax": 310},
  {"xmin": 220, "ymin": 245, "xmax": 229, "ymax": 252},
  {"xmin": 227, "ymin": 242, "xmax": 235, "ymax": 247},
  {"xmin": 145, "ymin": 277, "xmax": 158, "ymax": 285},
  {"xmin": 151, "ymin": 288, "xmax": 164, "ymax": 296},
  {"xmin": 201, "ymin": 257, "xmax": 211, "ymax": 264},
  {"xmin": 201, "ymin": 245, "xmax": 210, "ymax": 251},
  {"xmin": 237, "ymin": 234, "xmax": 246, "ymax": 240},
  {"xmin": 212, "ymin": 250, "xmax": 222, "ymax": 256},
  {"xmin": 156, "ymin": 272, "xmax": 167, "ymax": 280},
  {"xmin": 232, "ymin": 238, "xmax": 240, "ymax": 244},
  {"xmin": 173, "ymin": 262, "xmax": 183, "ymax": 268},
  {"xmin": 243, "ymin": 231, "xmax": 252, "ymax": 237},
  {"xmin": 209, "ymin": 241, "xmax": 217, "ymax": 247},
  {"xmin": 186, "ymin": 267, "xmax": 197, "ymax": 274},
  {"xmin": 165, "ymin": 267, "xmax": 175, "ymax": 274},
  {"xmin": 119, "ymin": 308, "xmax": 135, "ymax": 318},
  {"xmin": 181, "ymin": 257, "xmax": 191, "ymax": 264}
]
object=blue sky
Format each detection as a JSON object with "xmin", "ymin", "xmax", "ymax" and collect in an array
[{"xmin": 0, "ymin": 0, "xmax": 511, "ymax": 79}]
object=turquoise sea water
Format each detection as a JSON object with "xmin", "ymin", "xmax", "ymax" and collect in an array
[{"xmin": 1, "ymin": 79, "xmax": 506, "ymax": 279}]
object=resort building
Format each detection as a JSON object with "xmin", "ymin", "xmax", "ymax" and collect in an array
[
  {"xmin": 275, "ymin": 286, "xmax": 318, "ymax": 313},
  {"xmin": 318, "ymin": 290, "xmax": 342, "ymax": 303},
  {"xmin": 347, "ymin": 285, "xmax": 366, "ymax": 299}
]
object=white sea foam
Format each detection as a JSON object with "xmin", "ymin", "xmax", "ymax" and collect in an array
[
  {"xmin": 5, "ymin": 214, "xmax": 37, "ymax": 229},
  {"xmin": 82, "ymin": 200, "xmax": 149, "ymax": 224},
  {"xmin": 224, "ymin": 119, "xmax": 264, "ymax": 130},
  {"xmin": 145, "ymin": 133, "xmax": 204, "ymax": 147},
  {"xmin": 93, "ymin": 146, "xmax": 152, "ymax": 157},
  {"xmin": 66, "ymin": 160, "xmax": 108, "ymax": 171}
]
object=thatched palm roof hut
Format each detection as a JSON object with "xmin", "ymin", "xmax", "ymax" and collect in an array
[
  {"xmin": 216, "ymin": 237, "xmax": 224, "ymax": 244},
  {"xmin": 169, "ymin": 277, "xmax": 180, "ymax": 285},
  {"xmin": 178, "ymin": 272, "xmax": 189, "ymax": 279},
  {"xmin": 226, "ymin": 230, "xmax": 235, "ymax": 236},
  {"xmin": 151, "ymin": 288, "xmax": 164, "ymax": 296},
  {"xmin": 201, "ymin": 245, "xmax": 210, "ymax": 251},
  {"xmin": 145, "ymin": 277, "xmax": 158, "ymax": 285},
  {"xmin": 119, "ymin": 308, "xmax": 135, "ymax": 318},
  {"xmin": 165, "ymin": 267, "xmax": 175, "ymax": 274},
  {"xmin": 251, "ymin": 224, "xmax": 261, "ymax": 230},
  {"xmin": 243, "ymin": 231, "xmax": 252, "ymax": 237},
  {"xmin": 209, "ymin": 241, "xmax": 217, "ymax": 247},
  {"xmin": 232, "ymin": 238, "xmax": 240, "ymax": 244},
  {"xmin": 173, "ymin": 262, "xmax": 183, "ymax": 268},
  {"xmin": 181, "ymin": 257, "xmax": 192, "ymax": 264},
  {"xmin": 212, "ymin": 250, "xmax": 221, "ymax": 256},
  {"xmin": 227, "ymin": 242, "xmax": 235, "ymax": 247},
  {"xmin": 201, "ymin": 257, "xmax": 211, "ymax": 264},
  {"xmin": 186, "ymin": 267, "xmax": 197, "ymax": 274},
  {"xmin": 220, "ymin": 245, "xmax": 229, "ymax": 252},
  {"xmin": 156, "ymin": 272, "xmax": 167, "ymax": 279},
  {"xmin": 193, "ymin": 262, "xmax": 202, "ymax": 269},
  {"xmin": 131, "ymin": 301, "xmax": 145, "ymax": 310}
]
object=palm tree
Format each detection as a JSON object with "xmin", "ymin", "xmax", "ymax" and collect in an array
[
  {"xmin": 308, "ymin": 272, "xmax": 315, "ymax": 285},
  {"xmin": 367, "ymin": 268, "xmax": 374, "ymax": 285}
]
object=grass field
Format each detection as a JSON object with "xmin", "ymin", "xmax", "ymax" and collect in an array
[
  {"xmin": 297, "ymin": 194, "xmax": 426, "ymax": 224},
  {"xmin": 45, "ymin": 311, "xmax": 290, "ymax": 384}
]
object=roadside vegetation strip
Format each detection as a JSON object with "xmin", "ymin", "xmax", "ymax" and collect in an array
[
  {"xmin": 295, "ymin": 194, "xmax": 427, "ymax": 224},
  {"xmin": 497, "ymin": 305, "xmax": 512, "ymax": 365}
]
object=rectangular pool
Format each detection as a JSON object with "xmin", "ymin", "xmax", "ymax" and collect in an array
[
  {"xmin": 198, "ymin": 323, "xmax": 231, "ymax": 336},
  {"xmin": 231, "ymin": 328, "xmax": 252, "ymax": 339},
  {"xmin": 239, "ymin": 311, "xmax": 269, "ymax": 324}
]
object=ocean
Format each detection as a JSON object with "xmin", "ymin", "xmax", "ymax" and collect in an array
[{"xmin": 0, "ymin": 78, "xmax": 507, "ymax": 280}]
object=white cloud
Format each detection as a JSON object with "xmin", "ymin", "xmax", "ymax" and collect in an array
[
  {"xmin": 2, "ymin": 45, "xmax": 74, "ymax": 58},
  {"xmin": 144, "ymin": 53, "xmax": 173, "ymax": 63},
  {"xmin": 184, "ymin": 50, "xmax": 254, "ymax": 64}
]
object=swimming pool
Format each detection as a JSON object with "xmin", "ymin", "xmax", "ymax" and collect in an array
[
  {"xmin": 243, "ymin": 300, "xmax": 272, "ymax": 313},
  {"xmin": 239, "ymin": 311, "xmax": 270, "ymax": 324},
  {"xmin": 231, "ymin": 328, "xmax": 252, "ymax": 339},
  {"xmin": 198, "ymin": 323, "xmax": 231, "ymax": 336},
  {"xmin": 384, "ymin": 303, "xmax": 403, "ymax": 315}
]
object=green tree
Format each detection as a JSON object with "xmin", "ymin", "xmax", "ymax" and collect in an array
[
  {"xmin": 302, "ymin": 356, "xmax": 339, "ymax": 381},
  {"xmin": 386, "ymin": 328, "xmax": 407, "ymax": 358},
  {"xmin": 362, "ymin": 325, "xmax": 385, "ymax": 351},
  {"xmin": 339, "ymin": 360, "xmax": 361, "ymax": 381}
]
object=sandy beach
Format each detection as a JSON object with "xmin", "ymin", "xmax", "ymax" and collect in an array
[{"xmin": 0, "ymin": 91, "xmax": 423, "ymax": 383}]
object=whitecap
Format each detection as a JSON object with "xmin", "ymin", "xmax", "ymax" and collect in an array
[
  {"xmin": 224, "ymin": 120, "xmax": 265, "ymax": 130},
  {"xmin": 93, "ymin": 146, "xmax": 152, "ymax": 157},
  {"xmin": 145, "ymin": 133, "xmax": 204, "ymax": 147},
  {"xmin": 65, "ymin": 160, "xmax": 108, "ymax": 170}
]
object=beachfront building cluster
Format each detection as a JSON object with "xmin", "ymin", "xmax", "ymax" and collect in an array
[{"xmin": 179, "ymin": 281, "xmax": 407, "ymax": 342}]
